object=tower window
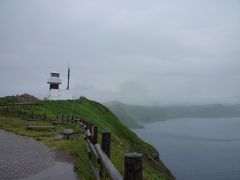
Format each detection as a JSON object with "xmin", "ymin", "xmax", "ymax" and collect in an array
[
  {"xmin": 50, "ymin": 84, "xmax": 59, "ymax": 90},
  {"xmin": 51, "ymin": 73, "xmax": 60, "ymax": 77}
]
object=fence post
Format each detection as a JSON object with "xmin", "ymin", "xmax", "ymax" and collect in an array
[
  {"xmin": 87, "ymin": 122, "xmax": 92, "ymax": 131},
  {"xmin": 56, "ymin": 114, "xmax": 59, "ymax": 121},
  {"xmin": 84, "ymin": 121, "xmax": 88, "ymax": 130},
  {"xmin": 62, "ymin": 114, "xmax": 64, "ymax": 123},
  {"xmin": 44, "ymin": 112, "xmax": 47, "ymax": 120},
  {"xmin": 31, "ymin": 111, "xmax": 34, "ymax": 119},
  {"xmin": 92, "ymin": 125, "xmax": 98, "ymax": 145},
  {"xmin": 87, "ymin": 123, "xmax": 93, "ymax": 141},
  {"xmin": 74, "ymin": 118, "xmax": 77, "ymax": 124},
  {"xmin": 124, "ymin": 152, "xmax": 143, "ymax": 180},
  {"xmin": 101, "ymin": 132, "xmax": 111, "ymax": 158}
]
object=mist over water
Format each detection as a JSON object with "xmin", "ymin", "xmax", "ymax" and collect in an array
[{"xmin": 134, "ymin": 118, "xmax": 240, "ymax": 180}]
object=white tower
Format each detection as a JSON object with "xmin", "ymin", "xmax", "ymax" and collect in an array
[
  {"xmin": 47, "ymin": 72, "xmax": 62, "ymax": 90},
  {"xmin": 47, "ymin": 72, "xmax": 62, "ymax": 99},
  {"xmin": 46, "ymin": 70, "xmax": 74, "ymax": 100}
]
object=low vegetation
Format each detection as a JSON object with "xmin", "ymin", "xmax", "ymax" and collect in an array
[
  {"xmin": 106, "ymin": 101, "xmax": 240, "ymax": 127},
  {"xmin": 0, "ymin": 96, "xmax": 174, "ymax": 180}
]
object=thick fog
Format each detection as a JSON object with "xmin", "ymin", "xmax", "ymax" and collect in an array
[{"xmin": 0, "ymin": 0, "xmax": 240, "ymax": 105}]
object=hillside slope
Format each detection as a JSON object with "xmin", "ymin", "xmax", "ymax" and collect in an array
[
  {"xmin": 0, "ymin": 93, "xmax": 39, "ymax": 103},
  {"xmin": 104, "ymin": 101, "xmax": 142, "ymax": 128},
  {"xmin": 106, "ymin": 101, "xmax": 240, "ymax": 125},
  {"xmin": 0, "ymin": 96, "xmax": 174, "ymax": 180}
]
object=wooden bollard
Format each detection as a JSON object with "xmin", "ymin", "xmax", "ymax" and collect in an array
[
  {"xmin": 88, "ymin": 123, "xmax": 94, "ymax": 141},
  {"xmin": 89, "ymin": 123, "xmax": 94, "ymax": 134},
  {"xmin": 84, "ymin": 122, "xmax": 88, "ymax": 130},
  {"xmin": 74, "ymin": 117, "xmax": 79, "ymax": 124},
  {"xmin": 92, "ymin": 125, "xmax": 98, "ymax": 145},
  {"xmin": 101, "ymin": 132, "xmax": 111, "ymax": 158},
  {"xmin": 87, "ymin": 122, "xmax": 91, "ymax": 130},
  {"xmin": 124, "ymin": 152, "xmax": 143, "ymax": 180}
]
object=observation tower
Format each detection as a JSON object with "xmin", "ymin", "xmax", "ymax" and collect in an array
[
  {"xmin": 47, "ymin": 72, "xmax": 62, "ymax": 90},
  {"xmin": 46, "ymin": 69, "xmax": 73, "ymax": 100}
]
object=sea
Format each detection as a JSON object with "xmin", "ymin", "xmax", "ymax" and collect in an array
[{"xmin": 134, "ymin": 117, "xmax": 240, "ymax": 180}]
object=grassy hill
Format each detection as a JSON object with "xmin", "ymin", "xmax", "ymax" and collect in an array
[
  {"xmin": 0, "ymin": 93, "xmax": 39, "ymax": 104},
  {"xmin": 0, "ymin": 96, "xmax": 174, "ymax": 180},
  {"xmin": 104, "ymin": 101, "xmax": 143, "ymax": 128},
  {"xmin": 106, "ymin": 101, "xmax": 240, "ymax": 126}
]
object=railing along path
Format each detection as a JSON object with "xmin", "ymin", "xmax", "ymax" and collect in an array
[
  {"xmin": 79, "ymin": 120, "xmax": 144, "ymax": 180},
  {"xmin": 0, "ymin": 104, "xmax": 144, "ymax": 180}
]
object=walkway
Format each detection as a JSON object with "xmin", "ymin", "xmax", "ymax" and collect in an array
[{"xmin": 0, "ymin": 130, "xmax": 77, "ymax": 180}]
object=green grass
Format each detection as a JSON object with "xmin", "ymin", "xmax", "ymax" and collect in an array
[
  {"xmin": 0, "ymin": 97, "xmax": 174, "ymax": 180},
  {"xmin": 0, "ymin": 110, "xmax": 93, "ymax": 179}
]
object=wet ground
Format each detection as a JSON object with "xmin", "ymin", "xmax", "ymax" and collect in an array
[
  {"xmin": 20, "ymin": 162, "xmax": 76, "ymax": 180},
  {"xmin": 0, "ymin": 130, "xmax": 78, "ymax": 180}
]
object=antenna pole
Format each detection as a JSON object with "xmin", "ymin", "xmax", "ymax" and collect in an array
[{"xmin": 66, "ymin": 66, "xmax": 70, "ymax": 90}]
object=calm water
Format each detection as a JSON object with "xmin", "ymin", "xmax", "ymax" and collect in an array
[{"xmin": 134, "ymin": 118, "xmax": 240, "ymax": 180}]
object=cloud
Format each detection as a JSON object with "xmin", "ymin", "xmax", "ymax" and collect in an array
[{"xmin": 0, "ymin": 0, "xmax": 240, "ymax": 105}]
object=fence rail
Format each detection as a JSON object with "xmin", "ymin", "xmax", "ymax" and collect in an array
[
  {"xmin": 80, "ymin": 119, "xmax": 144, "ymax": 180},
  {"xmin": 0, "ymin": 103, "xmax": 41, "ymax": 110},
  {"xmin": 80, "ymin": 120, "xmax": 123, "ymax": 180},
  {"xmin": 1, "ymin": 105, "xmax": 144, "ymax": 180},
  {"xmin": 17, "ymin": 111, "xmax": 47, "ymax": 120}
]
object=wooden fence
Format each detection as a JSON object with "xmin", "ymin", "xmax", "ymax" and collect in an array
[
  {"xmin": 0, "ymin": 103, "xmax": 41, "ymax": 110},
  {"xmin": 0, "ymin": 105, "xmax": 144, "ymax": 180},
  {"xmin": 80, "ymin": 120, "xmax": 144, "ymax": 180},
  {"xmin": 17, "ymin": 111, "xmax": 47, "ymax": 120}
]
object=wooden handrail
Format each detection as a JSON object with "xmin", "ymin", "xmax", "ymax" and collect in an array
[
  {"xmin": 0, "ymin": 103, "xmax": 41, "ymax": 106},
  {"xmin": 86, "ymin": 139, "xmax": 99, "ymax": 160},
  {"xmin": 81, "ymin": 119, "xmax": 143, "ymax": 180},
  {"xmin": 94, "ymin": 144, "xmax": 123, "ymax": 180}
]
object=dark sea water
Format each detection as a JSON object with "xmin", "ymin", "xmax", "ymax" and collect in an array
[{"xmin": 134, "ymin": 118, "xmax": 240, "ymax": 180}]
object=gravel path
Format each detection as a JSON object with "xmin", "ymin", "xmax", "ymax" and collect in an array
[{"xmin": 0, "ymin": 130, "xmax": 77, "ymax": 180}]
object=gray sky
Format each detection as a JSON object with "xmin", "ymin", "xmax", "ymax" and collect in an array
[{"xmin": 0, "ymin": 0, "xmax": 240, "ymax": 105}]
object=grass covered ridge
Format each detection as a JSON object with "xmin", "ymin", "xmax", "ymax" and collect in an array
[{"xmin": 0, "ymin": 97, "xmax": 174, "ymax": 180}]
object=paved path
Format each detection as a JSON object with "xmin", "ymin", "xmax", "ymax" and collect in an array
[{"xmin": 0, "ymin": 130, "xmax": 77, "ymax": 180}]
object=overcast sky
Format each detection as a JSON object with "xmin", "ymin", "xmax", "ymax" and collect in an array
[{"xmin": 0, "ymin": 0, "xmax": 240, "ymax": 105}]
